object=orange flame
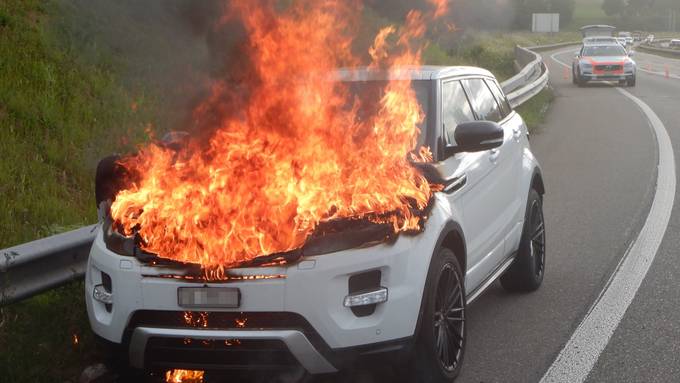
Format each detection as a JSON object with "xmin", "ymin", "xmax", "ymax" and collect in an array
[
  {"xmin": 110, "ymin": 0, "xmax": 444, "ymax": 270},
  {"xmin": 428, "ymin": 0, "xmax": 449, "ymax": 19},
  {"xmin": 165, "ymin": 369, "xmax": 204, "ymax": 383}
]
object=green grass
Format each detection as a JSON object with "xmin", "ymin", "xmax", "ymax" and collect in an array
[
  {"xmin": 0, "ymin": 0, "xmax": 153, "ymax": 381},
  {"xmin": 424, "ymin": 32, "xmax": 581, "ymax": 81},
  {"xmin": 516, "ymin": 89, "xmax": 555, "ymax": 133}
]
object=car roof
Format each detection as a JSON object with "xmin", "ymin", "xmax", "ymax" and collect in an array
[
  {"xmin": 584, "ymin": 43, "xmax": 624, "ymax": 48},
  {"xmin": 333, "ymin": 66, "xmax": 494, "ymax": 81}
]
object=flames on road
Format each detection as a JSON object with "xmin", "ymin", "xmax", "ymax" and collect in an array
[
  {"xmin": 109, "ymin": 0, "xmax": 449, "ymax": 274},
  {"xmin": 165, "ymin": 369, "xmax": 205, "ymax": 383}
]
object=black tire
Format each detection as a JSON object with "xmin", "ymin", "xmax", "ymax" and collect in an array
[
  {"xmin": 500, "ymin": 188, "xmax": 546, "ymax": 292},
  {"xmin": 575, "ymin": 70, "xmax": 585, "ymax": 87},
  {"xmin": 406, "ymin": 248, "xmax": 466, "ymax": 383},
  {"xmin": 627, "ymin": 76, "xmax": 636, "ymax": 87},
  {"xmin": 572, "ymin": 67, "xmax": 577, "ymax": 85}
]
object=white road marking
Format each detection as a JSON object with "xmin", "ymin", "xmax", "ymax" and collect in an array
[{"xmin": 540, "ymin": 50, "xmax": 677, "ymax": 383}]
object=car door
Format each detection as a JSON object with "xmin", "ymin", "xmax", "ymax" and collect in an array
[
  {"xmin": 486, "ymin": 78, "xmax": 526, "ymax": 254},
  {"xmin": 436, "ymin": 78, "xmax": 507, "ymax": 292},
  {"xmin": 460, "ymin": 77, "xmax": 517, "ymax": 290}
]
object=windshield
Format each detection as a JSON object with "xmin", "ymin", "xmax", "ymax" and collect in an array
[
  {"xmin": 344, "ymin": 80, "xmax": 431, "ymax": 148},
  {"xmin": 583, "ymin": 45, "xmax": 626, "ymax": 57}
]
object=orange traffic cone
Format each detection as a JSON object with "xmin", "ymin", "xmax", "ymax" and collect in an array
[
  {"xmin": 563, "ymin": 67, "xmax": 569, "ymax": 80},
  {"xmin": 665, "ymin": 65, "xmax": 670, "ymax": 78}
]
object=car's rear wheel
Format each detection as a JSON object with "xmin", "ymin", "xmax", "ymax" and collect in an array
[
  {"xmin": 406, "ymin": 248, "xmax": 466, "ymax": 383},
  {"xmin": 500, "ymin": 188, "xmax": 545, "ymax": 292}
]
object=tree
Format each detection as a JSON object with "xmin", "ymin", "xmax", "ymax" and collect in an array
[{"xmin": 602, "ymin": 0, "xmax": 626, "ymax": 16}]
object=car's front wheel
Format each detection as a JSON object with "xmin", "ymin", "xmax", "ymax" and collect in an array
[
  {"xmin": 575, "ymin": 69, "xmax": 585, "ymax": 87},
  {"xmin": 627, "ymin": 76, "xmax": 636, "ymax": 87},
  {"xmin": 406, "ymin": 248, "xmax": 466, "ymax": 383},
  {"xmin": 500, "ymin": 188, "xmax": 545, "ymax": 292}
]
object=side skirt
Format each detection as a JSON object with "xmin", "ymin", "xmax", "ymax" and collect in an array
[{"xmin": 465, "ymin": 254, "xmax": 516, "ymax": 304}]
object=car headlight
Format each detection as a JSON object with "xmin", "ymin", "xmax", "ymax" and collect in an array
[
  {"xmin": 580, "ymin": 62, "xmax": 593, "ymax": 70},
  {"xmin": 624, "ymin": 62, "xmax": 634, "ymax": 70}
]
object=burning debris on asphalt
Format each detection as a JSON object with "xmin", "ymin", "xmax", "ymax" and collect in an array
[{"xmin": 99, "ymin": 0, "xmax": 449, "ymax": 276}]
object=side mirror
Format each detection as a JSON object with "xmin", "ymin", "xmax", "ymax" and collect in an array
[{"xmin": 443, "ymin": 121, "xmax": 504, "ymax": 158}]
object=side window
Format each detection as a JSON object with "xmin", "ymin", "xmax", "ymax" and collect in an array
[
  {"xmin": 441, "ymin": 80, "xmax": 475, "ymax": 145},
  {"xmin": 461, "ymin": 78, "xmax": 503, "ymax": 123},
  {"xmin": 486, "ymin": 79, "xmax": 512, "ymax": 119}
]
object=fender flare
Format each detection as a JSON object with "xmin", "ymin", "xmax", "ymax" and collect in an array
[
  {"xmin": 410, "ymin": 221, "xmax": 467, "ymax": 345},
  {"xmin": 531, "ymin": 167, "xmax": 546, "ymax": 195}
]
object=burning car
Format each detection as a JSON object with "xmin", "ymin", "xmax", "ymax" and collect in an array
[
  {"xmin": 86, "ymin": 65, "xmax": 545, "ymax": 382},
  {"xmin": 85, "ymin": 1, "xmax": 545, "ymax": 382}
]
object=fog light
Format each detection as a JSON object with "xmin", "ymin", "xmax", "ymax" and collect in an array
[
  {"xmin": 93, "ymin": 284, "xmax": 113, "ymax": 304},
  {"xmin": 343, "ymin": 287, "xmax": 388, "ymax": 307}
]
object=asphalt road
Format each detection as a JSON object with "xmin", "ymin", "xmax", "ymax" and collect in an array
[
  {"xmin": 306, "ymin": 48, "xmax": 671, "ymax": 383},
  {"xmin": 333, "ymin": 48, "xmax": 680, "ymax": 383},
  {"xmin": 456, "ymin": 49, "xmax": 659, "ymax": 383},
  {"xmin": 584, "ymin": 50, "xmax": 680, "ymax": 383}
]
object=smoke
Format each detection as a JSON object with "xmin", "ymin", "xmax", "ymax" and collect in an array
[{"xmin": 51, "ymin": 0, "xmax": 234, "ymax": 134}]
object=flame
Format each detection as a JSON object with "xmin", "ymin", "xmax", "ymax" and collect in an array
[
  {"xmin": 428, "ymin": 0, "xmax": 449, "ymax": 19},
  {"xmin": 165, "ymin": 369, "xmax": 204, "ymax": 383},
  {"xmin": 110, "ymin": 0, "xmax": 445, "ymax": 270},
  {"xmin": 183, "ymin": 311, "xmax": 209, "ymax": 328}
]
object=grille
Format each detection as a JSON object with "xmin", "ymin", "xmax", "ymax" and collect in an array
[
  {"xmin": 595, "ymin": 64, "xmax": 622, "ymax": 71},
  {"xmin": 127, "ymin": 310, "xmax": 333, "ymax": 368},
  {"xmin": 145, "ymin": 337, "xmax": 299, "ymax": 370}
]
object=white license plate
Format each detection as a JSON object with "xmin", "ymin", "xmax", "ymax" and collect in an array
[{"xmin": 178, "ymin": 287, "xmax": 240, "ymax": 308}]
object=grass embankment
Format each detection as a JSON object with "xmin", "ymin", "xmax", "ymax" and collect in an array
[
  {"xmin": 0, "ymin": 0, "xmax": 152, "ymax": 381},
  {"xmin": 423, "ymin": 31, "xmax": 580, "ymax": 81}
]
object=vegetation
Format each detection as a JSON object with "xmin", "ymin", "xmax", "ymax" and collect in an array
[
  {"xmin": 516, "ymin": 89, "xmax": 555, "ymax": 132},
  {"xmin": 423, "ymin": 31, "xmax": 580, "ymax": 81},
  {"xmin": 0, "ymin": 0, "xmax": 153, "ymax": 381},
  {"xmin": 600, "ymin": 0, "xmax": 680, "ymax": 31}
]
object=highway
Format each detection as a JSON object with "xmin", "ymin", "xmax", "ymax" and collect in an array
[
  {"xmin": 460, "ymin": 48, "xmax": 680, "ymax": 383},
  {"xmin": 300, "ymin": 47, "xmax": 680, "ymax": 383}
]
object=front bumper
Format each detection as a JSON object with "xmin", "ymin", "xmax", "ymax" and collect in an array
[
  {"xmin": 580, "ymin": 71, "xmax": 635, "ymax": 82},
  {"xmin": 85, "ymin": 208, "xmax": 447, "ymax": 372}
]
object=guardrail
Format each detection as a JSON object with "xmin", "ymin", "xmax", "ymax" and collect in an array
[
  {"xmin": 0, "ymin": 224, "xmax": 97, "ymax": 304},
  {"xmin": 0, "ymin": 41, "xmax": 580, "ymax": 306},
  {"xmin": 501, "ymin": 42, "xmax": 579, "ymax": 108},
  {"xmin": 638, "ymin": 42, "xmax": 680, "ymax": 57}
]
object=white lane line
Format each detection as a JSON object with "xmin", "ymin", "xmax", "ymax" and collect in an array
[{"xmin": 540, "ymin": 50, "xmax": 677, "ymax": 383}]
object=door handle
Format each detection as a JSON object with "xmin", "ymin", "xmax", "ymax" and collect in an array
[
  {"xmin": 443, "ymin": 174, "xmax": 467, "ymax": 194},
  {"xmin": 489, "ymin": 148, "xmax": 500, "ymax": 163}
]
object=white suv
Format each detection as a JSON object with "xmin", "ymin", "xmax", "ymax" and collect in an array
[{"xmin": 86, "ymin": 66, "xmax": 545, "ymax": 382}]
